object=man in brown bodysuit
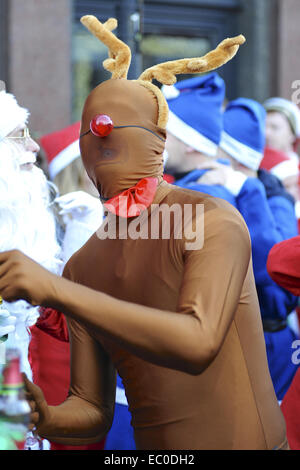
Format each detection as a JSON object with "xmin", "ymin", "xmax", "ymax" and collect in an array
[{"xmin": 0, "ymin": 16, "xmax": 288, "ymax": 449}]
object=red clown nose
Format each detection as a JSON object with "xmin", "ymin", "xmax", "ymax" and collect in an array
[{"xmin": 90, "ymin": 114, "xmax": 114, "ymax": 137}]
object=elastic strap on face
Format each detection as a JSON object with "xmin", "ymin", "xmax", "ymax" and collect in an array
[{"xmin": 80, "ymin": 125, "xmax": 165, "ymax": 142}]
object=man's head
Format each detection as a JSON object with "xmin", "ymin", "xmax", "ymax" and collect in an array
[
  {"xmin": 264, "ymin": 97, "xmax": 300, "ymax": 154},
  {"xmin": 163, "ymin": 73, "xmax": 225, "ymax": 174},
  {"xmin": 218, "ymin": 98, "xmax": 266, "ymax": 176},
  {"xmin": 78, "ymin": 15, "xmax": 245, "ymax": 199},
  {"xmin": 0, "ymin": 90, "xmax": 40, "ymax": 171},
  {"xmin": 80, "ymin": 79, "xmax": 166, "ymax": 199}
]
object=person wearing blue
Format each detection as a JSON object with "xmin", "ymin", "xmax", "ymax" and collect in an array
[
  {"xmin": 104, "ymin": 374, "xmax": 136, "ymax": 450},
  {"xmin": 163, "ymin": 73, "xmax": 236, "ymax": 207},
  {"xmin": 217, "ymin": 99, "xmax": 299, "ymax": 401},
  {"xmin": 164, "ymin": 76, "xmax": 299, "ymax": 401}
]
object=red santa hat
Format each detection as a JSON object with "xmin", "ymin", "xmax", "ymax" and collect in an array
[
  {"xmin": 260, "ymin": 147, "xmax": 299, "ymax": 181},
  {"xmin": 39, "ymin": 122, "xmax": 81, "ymax": 180}
]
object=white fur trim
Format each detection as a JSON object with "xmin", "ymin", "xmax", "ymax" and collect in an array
[
  {"xmin": 270, "ymin": 160, "xmax": 299, "ymax": 181},
  {"xmin": 220, "ymin": 131, "xmax": 263, "ymax": 171},
  {"xmin": 288, "ymin": 151, "xmax": 299, "ymax": 163},
  {"xmin": 115, "ymin": 385, "xmax": 128, "ymax": 406},
  {"xmin": 48, "ymin": 139, "xmax": 80, "ymax": 179},
  {"xmin": 162, "ymin": 84, "xmax": 180, "ymax": 100},
  {"xmin": 224, "ymin": 169, "xmax": 247, "ymax": 196},
  {"xmin": 0, "ymin": 91, "xmax": 29, "ymax": 141},
  {"xmin": 167, "ymin": 110, "xmax": 217, "ymax": 156}
]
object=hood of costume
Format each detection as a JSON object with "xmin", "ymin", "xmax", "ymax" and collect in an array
[
  {"xmin": 80, "ymin": 79, "xmax": 165, "ymax": 200},
  {"xmin": 78, "ymin": 15, "xmax": 245, "ymax": 216}
]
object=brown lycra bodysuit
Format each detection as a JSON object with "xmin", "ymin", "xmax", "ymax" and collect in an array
[{"xmin": 30, "ymin": 16, "xmax": 287, "ymax": 450}]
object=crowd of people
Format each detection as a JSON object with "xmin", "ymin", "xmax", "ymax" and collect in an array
[{"xmin": 0, "ymin": 14, "xmax": 300, "ymax": 450}]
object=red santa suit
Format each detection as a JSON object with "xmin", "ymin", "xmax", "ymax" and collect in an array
[{"xmin": 267, "ymin": 236, "xmax": 300, "ymax": 449}]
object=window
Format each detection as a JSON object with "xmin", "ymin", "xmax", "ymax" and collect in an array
[{"xmin": 73, "ymin": 0, "xmax": 241, "ymax": 120}]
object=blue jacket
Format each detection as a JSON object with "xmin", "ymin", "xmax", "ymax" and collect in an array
[
  {"xmin": 175, "ymin": 167, "xmax": 299, "ymax": 400},
  {"xmin": 175, "ymin": 168, "xmax": 298, "ymax": 321},
  {"xmin": 104, "ymin": 374, "xmax": 136, "ymax": 450}
]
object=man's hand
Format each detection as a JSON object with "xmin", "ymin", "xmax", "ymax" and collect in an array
[
  {"xmin": 196, "ymin": 161, "xmax": 247, "ymax": 196},
  {"xmin": 196, "ymin": 161, "xmax": 231, "ymax": 186},
  {"xmin": 0, "ymin": 250, "xmax": 59, "ymax": 306},
  {"xmin": 23, "ymin": 374, "xmax": 51, "ymax": 435},
  {"xmin": 55, "ymin": 191, "xmax": 102, "ymax": 220}
]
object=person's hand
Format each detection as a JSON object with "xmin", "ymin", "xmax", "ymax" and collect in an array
[
  {"xmin": 0, "ymin": 249, "xmax": 59, "ymax": 306},
  {"xmin": 55, "ymin": 191, "xmax": 101, "ymax": 220},
  {"xmin": 23, "ymin": 374, "xmax": 51, "ymax": 435},
  {"xmin": 196, "ymin": 161, "xmax": 247, "ymax": 196},
  {"xmin": 196, "ymin": 161, "xmax": 232, "ymax": 186},
  {"xmin": 0, "ymin": 307, "xmax": 16, "ymax": 338}
]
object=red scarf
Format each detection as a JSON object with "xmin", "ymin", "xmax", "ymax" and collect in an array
[{"xmin": 104, "ymin": 177, "xmax": 158, "ymax": 218}]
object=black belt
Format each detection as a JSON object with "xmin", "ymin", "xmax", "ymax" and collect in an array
[{"xmin": 262, "ymin": 318, "xmax": 287, "ymax": 333}]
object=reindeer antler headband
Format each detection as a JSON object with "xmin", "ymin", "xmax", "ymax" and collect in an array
[{"xmin": 80, "ymin": 15, "xmax": 245, "ymax": 130}]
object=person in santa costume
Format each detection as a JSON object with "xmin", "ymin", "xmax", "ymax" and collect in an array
[
  {"xmin": 0, "ymin": 89, "xmax": 105, "ymax": 450},
  {"xmin": 0, "ymin": 15, "xmax": 290, "ymax": 450},
  {"xmin": 34, "ymin": 123, "xmax": 134, "ymax": 450},
  {"xmin": 264, "ymin": 97, "xmax": 300, "ymax": 163},
  {"xmin": 0, "ymin": 86, "xmax": 62, "ymax": 376},
  {"xmin": 0, "ymin": 85, "xmax": 63, "ymax": 450},
  {"xmin": 30, "ymin": 122, "xmax": 106, "ymax": 450},
  {"xmin": 260, "ymin": 146, "xmax": 300, "ymax": 202},
  {"xmin": 264, "ymin": 96, "xmax": 300, "ymax": 228},
  {"xmin": 267, "ymin": 235, "xmax": 300, "ymax": 449}
]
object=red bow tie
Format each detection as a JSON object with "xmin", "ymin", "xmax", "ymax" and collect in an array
[{"xmin": 104, "ymin": 177, "xmax": 158, "ymax": 218}]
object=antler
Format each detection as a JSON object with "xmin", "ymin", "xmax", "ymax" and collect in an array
[
  {"xmin": 139, "ymin": 35, "xmax": 246, "ymax": 85},
  {"xmin": 80, "ymin": 15, "xmax": 131, "ymax": 79}
]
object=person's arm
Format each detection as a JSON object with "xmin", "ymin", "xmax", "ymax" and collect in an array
[
  {"xmin": 25, "ymin": 314, "xmax": 116, "ymax": 444},
  {"xmin": 0, "ymin": 206, "xmax": 251, "ymax": 376},
  {"xmin": 234, "ymin": 176, "xmax": 297, "ymax": 278},
  {"xmin": 267, "ymin": 236, "xmax": 300, "ymax": 296},
  {"xmin": 235, "ymin": 177, "xmax": 298, "ymax": 318},
  {"xmin": 258, "ymin": 169, "xmax": 297, "ymax": 240},
  {"xmin": 51, "ymin": 210, "xmax": 251, "ymax": 375}
]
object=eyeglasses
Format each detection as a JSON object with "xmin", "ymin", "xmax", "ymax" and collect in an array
[{"xmin": 6, "ymin": 127, "xmax": 32, "ymax": 141}]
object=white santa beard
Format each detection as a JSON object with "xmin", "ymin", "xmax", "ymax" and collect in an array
[{"xmin": 0, "ymin": 148, "xmax": 62, "ymax": 378}]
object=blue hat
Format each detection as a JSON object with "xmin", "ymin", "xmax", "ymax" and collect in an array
[
  {"xmin": 220, "ymin": 98, "xmax": 266, "ymax": 170},
  {"xmin": 162, "ymin": 73, "xmax": 225, "ymax": 157}
]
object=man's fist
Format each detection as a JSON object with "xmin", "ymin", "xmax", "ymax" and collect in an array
[
  {"xmin": 23, "ymin": 373, "xmax": 51, "ymax": 435},
  {"xmin": 0, "ymin": 249, "xmax": 59, "ymax": 306}
]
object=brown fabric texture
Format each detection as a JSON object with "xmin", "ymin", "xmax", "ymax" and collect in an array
[
  {"xmin": 33, "ymin": 75, "xmax": 287, "ymax": 449},
  {"xmin": 79, "ymin": 79, "xmax": 165, "ymax": 200},
  {"xmin": 37, "ymin": 184, "xmax": 286, "ymax": 449}
]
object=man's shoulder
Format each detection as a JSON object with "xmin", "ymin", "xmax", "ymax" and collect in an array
[
  {"xmin": 164, "ymin": 185, "xmax": 250, "ymax": 239},
  {"xmin": 63, "ymin": 234, "xmax": 97, "ymax": 279},
  {"xmin": 165, "ymin": 185, "xmax": 241, "ymax": 215}
]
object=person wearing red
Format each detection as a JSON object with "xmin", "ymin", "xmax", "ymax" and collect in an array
[
  {"xmin": 260, "ymin": 146, "xmax": 300, "ymax": 204},
  {"xmin": 29, "ymin": 123, "xmax": 105, "ymax": 451},
  {"xmin": 267, "ymin": 236, "xmax": 300, "ymax": 449}
]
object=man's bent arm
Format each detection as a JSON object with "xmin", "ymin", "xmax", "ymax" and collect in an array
[
  {"xmin": 47, "ymin": 209, "xmax": 251, "ymax": 376},
  {"xmin": 30, "ymin": 317, "xmax": 116, "ymax": 444}
]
